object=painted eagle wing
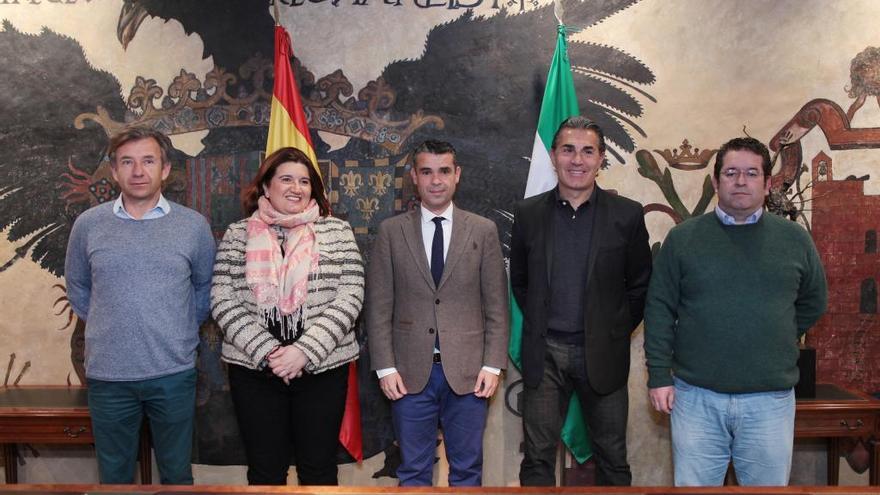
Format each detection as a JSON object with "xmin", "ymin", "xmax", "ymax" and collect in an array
[{"xmin": 0, "ymin": 21, "xmax": 127, "ymax": 276}]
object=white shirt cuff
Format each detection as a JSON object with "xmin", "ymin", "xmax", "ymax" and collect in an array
[
  {"xmin": 376, "ymin": 367, "xmax": 397, "ymax": 379},
  {"xmin": 379, "ymin": 366, "xmax": 499, "ymax": 378},
  {"xmin": 481, "ymin": 366, "xmax": 501, "ymax": 375}
]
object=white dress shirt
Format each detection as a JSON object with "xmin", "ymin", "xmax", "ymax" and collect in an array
[{"xmin": 420, "ymin": 202, "xmax": 454, "ymax": 266}]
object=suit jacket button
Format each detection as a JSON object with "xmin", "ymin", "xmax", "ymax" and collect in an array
[
  {"xmin": 435, "ymin": 299, "xmax": 440, "ymax": 304},
  {"xmin": 428, "ymin": 328, "xmax": 435, "ymax": 334}
]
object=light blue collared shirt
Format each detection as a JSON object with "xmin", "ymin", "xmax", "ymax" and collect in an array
[
  {"xmin": 113, "ymin": 194, "xmax": 171, "ymax": 220},
  {"xmin": 715, "ymin": 205, "xmax": 763, "ymax": 225}
]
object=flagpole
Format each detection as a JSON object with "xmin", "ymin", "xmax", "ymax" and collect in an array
[{"xmin": 553, "ymin": 0, "xmax": 563, "ymax": 26}]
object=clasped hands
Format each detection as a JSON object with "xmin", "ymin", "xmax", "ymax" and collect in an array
[{"xmin": 268, "ymin": 345, "xmax": 309, "ymax": 385}]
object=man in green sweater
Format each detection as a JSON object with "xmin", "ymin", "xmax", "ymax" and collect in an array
[{"xmin": 644, "ymin": 137, "xmax": 827, "ymax": 486}]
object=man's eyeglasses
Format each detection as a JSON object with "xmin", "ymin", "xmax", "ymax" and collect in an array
[{"xmin": 720, "ymin": 168, "xmax": 763, "ymax": 180}]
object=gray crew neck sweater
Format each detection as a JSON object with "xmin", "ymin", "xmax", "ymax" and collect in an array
[{"xmin": 65, "ymin": 201, "xmax": 216, "ymax": 381}]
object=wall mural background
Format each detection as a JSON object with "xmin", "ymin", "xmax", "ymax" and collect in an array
[{"xmin": 1, "ymin": 0, "xmax": 879, "ymax": 486}]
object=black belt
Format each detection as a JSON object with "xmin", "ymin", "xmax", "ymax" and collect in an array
[{"xmin": 433, "ymin": 353, "xmax": 442, "ymax": 363}]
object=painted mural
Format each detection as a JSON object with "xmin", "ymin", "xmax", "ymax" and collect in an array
[{"xmin": 1, "ymin": 0, "xmax": 879, "ymax": 486}]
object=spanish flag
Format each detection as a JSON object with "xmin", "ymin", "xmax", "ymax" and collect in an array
[
  {"xmin": 265, "ymin": 25, "xmax": 319, "ymax": 175},
  {"xmin": 267, "ymin": 25, "xmax": 361, "ymax": 461},
  {"xmin": 340, "ymin": 362, "xmax": 363, "ymax": 462}
]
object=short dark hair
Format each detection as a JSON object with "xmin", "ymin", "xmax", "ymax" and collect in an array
[
  {"xmin": 713, "ymin": 137, "xmax": 772, "ymax": 179},
  {"xmin": 108, "ymin": 127, "xmax": 174, "ymax": 166},
  {"xmin": 551, "ymin": 116, "xmax": 606, "ymax": 153},
  {"xmin": 410, "ymin": 140, "xmax": 458, "ymax": 168},
  {"xmin": 241, "ymin": 147, "xmax": 330, "ymax": 216}
]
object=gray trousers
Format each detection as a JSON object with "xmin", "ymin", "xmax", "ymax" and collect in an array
[{"xmin": 519, "ymin": 338, "xmax": 631, "ymax": 486}]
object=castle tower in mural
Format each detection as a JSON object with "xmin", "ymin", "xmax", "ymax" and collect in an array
[{"xmin": 808, "ymin": 151, "xmax": 880, "ymax": 394}]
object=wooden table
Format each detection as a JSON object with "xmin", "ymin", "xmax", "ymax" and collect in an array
[
  {"xmin": 0, "ymin": 384, "xmax": 877, "ymax": 486},
  {"xmin": 1, "ymin": 485, "xmax": 880, "ymax": 494},
  {"xmin": 0, "ymin": 386, "xmax": 151, "ymax": 484},
  {"xmin": 796, "ymin": 383, "xmax": 880, "ymax": 485}
]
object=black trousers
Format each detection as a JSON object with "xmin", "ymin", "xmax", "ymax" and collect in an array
[
  {"xmin": 228, "ymin": 363, "xmax": 348, "ymax": 485},
  {"xmin": 520, "ymin": 338, "xmax": 631, "ymax": 486}
]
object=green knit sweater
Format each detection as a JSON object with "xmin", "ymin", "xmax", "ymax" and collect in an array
[{"xmin": 644, "ymin": 212, "xmax": 827, "ymax": 393}]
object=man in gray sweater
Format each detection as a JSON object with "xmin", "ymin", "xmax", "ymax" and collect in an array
[{"xmin": 65, "ymin": 128, "xmax": 216, "ymax": 484}]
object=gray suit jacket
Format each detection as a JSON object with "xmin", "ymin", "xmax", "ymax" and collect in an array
[{"xmin": 366, "ymin": 205, "xmax": 509, "ymax": 395}]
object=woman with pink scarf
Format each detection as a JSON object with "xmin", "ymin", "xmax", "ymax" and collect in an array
[{"xmin": 211, "ymin": 147, "xmax": 364, "ymax": 485}]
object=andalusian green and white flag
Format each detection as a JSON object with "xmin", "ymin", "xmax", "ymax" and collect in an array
[
  {"xmin": 523, "ymin": 24, "xmax": 580, "ymax": 198},
  {"xmin": 509, "ymin": 22, "xmax": 592, "ymax": 464}
]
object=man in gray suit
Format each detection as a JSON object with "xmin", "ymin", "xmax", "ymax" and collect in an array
[{"xmin": 366, "ymin": 140, "xmax": 509, "ymax": 486}]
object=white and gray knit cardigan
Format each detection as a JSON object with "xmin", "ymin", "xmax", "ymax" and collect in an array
[{"xmin": 210, "ymin": 216, "xmax": 364, "ymax": 373}]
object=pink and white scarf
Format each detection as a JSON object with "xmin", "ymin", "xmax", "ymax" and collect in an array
[{"xmin": 245, "ymin": 196, "xmax": 320, "ymax": 338}]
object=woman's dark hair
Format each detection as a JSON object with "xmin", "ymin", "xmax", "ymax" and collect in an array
[{"xmin": 241, "ymin": 147, "xmax": 330, "ymax": 216}]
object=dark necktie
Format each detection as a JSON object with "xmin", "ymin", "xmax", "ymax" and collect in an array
[
  {"xmin": 431, "ymin": 216, "xmax": 445, "ymax": 352},
  {"xmin": 431, "ymin": 217, "xmax": 445, "ymax": 288}
]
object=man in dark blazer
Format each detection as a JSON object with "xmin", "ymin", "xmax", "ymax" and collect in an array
[
  {"xmin": 510, "ymin": 117, "xmax": 652, "ymax": 486},
  {"xmin": 366, "ymin": 140, "xmax": 509, "ymax": 486}
]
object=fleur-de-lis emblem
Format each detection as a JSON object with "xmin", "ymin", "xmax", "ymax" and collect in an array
[
  {"xmin": 369, "ymin": 171, "xmax": 392, "ymax": 195},
  {"xmin": 356, "ymin": 197, "xmax": 379, "ymax": 221},
  {"xmin": 339, "ymin": 171, "xmax": 363, "ymax": 197}
]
